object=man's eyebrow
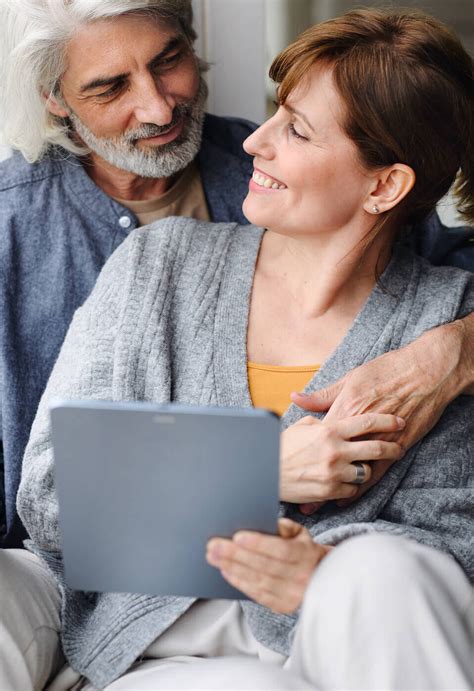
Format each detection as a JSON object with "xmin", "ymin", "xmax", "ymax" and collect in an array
[
  {"xmin": 80, "ymin": 73, "xmax": 128, "ymax": 93},
  {"xmin": 79, "ymin": 36, "xmax": 186, "ymax": 93},
  {"xmin": 283, "ymin": 104, "xmax": 316, "ymax": 133}
]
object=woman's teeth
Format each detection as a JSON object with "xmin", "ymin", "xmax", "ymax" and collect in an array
[{"xmin": 252, "ymin": 171, "xmax": 286, "ymax": 190}]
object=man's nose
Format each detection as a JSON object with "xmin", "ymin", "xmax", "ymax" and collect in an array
[{"xmin": 132, "ymin": 75, "xmax": 176, "ymax": 126}]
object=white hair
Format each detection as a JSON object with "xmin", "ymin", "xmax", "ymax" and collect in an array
[{"xmin": 0, "ymin": 0, "xmax": 198, "ymax": 162}]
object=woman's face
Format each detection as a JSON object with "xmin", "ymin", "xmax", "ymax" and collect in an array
[{"xmin": 242, "ymin": 64, "xmax": 374, "ymax": 240}]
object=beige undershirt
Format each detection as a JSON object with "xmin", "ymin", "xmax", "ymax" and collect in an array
[{"xmin": 113, "ymin": 161, "xmax": 210, "ymax": 226}]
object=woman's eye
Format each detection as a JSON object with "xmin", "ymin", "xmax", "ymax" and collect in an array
[{"xmin": 289, "ymin": 123, "xmax": 307, "ymax": 141}]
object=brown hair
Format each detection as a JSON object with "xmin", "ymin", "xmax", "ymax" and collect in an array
[{"xmin": 270, "ymin": 8, "xmax": 474, "ymax": 232}]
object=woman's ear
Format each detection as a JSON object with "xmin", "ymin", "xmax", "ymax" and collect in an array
[
  {"xmin": 364, "ymin": 164, "xmax": 416, "ymax": 215},
  {"xmin": 44, "ymin": 92, "xmax": 69, "ymax": 118}
]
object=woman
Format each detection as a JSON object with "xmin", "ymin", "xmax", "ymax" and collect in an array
[{"xmin": 14, "ymin": 8, "xmax": 474, "ymax": 691}]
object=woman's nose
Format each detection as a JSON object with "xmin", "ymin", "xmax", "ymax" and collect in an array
[{"xmin": 243, "ymin": 119, "xmax": 275, "ymax": 160}]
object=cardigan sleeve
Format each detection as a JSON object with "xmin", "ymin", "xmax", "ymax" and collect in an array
[{"xmin": 16, "ymin": 233, "xmax": 138, "ymax": 552}]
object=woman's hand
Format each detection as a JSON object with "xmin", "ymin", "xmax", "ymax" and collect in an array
[
  {"xmin": 280, "ymin": 413, "xmax": 404, "ymax": 504},
  {"xmin": 291, "ymin": 317, "xmax": 474, "ymax": 513},
  {"xmin": 206, "ymin": 518, "xmax": 329, "ymax": 614}
]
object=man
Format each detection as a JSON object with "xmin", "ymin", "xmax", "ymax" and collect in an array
[
  {"xmin": 0, "ymin": 0, "xmax": 473, "ymax": 548},
  {"xmin": 0, "ymin": 0, "xmax": 256, "ymax": 547}
]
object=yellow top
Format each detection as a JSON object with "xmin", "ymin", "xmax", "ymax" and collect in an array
[{"xmin": 248, "ymin": 361, "xmax": 320, "ymax": 417}]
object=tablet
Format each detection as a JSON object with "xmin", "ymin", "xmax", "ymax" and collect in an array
[{"xmin": 51, "ymin": 401, "xmax": 280, "ymax": 599}]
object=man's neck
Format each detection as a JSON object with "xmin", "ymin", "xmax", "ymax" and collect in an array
[{"xmin": 83, "ymin": 152, "xmax": 174, "ymax": 201}]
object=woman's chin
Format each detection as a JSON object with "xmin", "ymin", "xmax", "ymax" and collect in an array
[{"xmin": 242, "ymin": 197, "xmax": 269, "ymax": 228}]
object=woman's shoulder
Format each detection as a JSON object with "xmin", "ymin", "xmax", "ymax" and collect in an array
[
  {"xmin": 124, "ymin": 217, "xmax": 263, "ymax": 284},
  {"xmin": 131, "ymin": 216, "xmax": 261, "ymax": 249},
  {"xmin": 100, "ymin": 218, "xmax": 263, "ymax": 303}
]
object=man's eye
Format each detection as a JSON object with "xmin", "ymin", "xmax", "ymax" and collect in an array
[
  {"xmin": 97, "ymin": 82, "xmax": 124, "ymax": 99},
  {"xmin": 156, "ymin": 52, "xmax": 183, "ymax": 70},
  {"xmin": 289, "ymin": 123, "xmax": 307, "ymax": 141}
]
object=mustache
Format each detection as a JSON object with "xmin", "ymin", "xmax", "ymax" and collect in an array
[{"xmin": 123, "ymin": 102, "xmax": 193, "ymax": 144}]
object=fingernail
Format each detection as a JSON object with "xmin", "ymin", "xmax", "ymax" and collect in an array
[
  {"xmin": 207, "ymin": 542, "xmax": 222, "ymax": 559},
  {"xmin": 207, "ymin": 547, "xmax": 222, "ymax": 562},
  {"xmin": 396, "ymin": 417, "xmax": 406, "ymax": 428},
  {"xmin": 294, "ymin": 392, "xmax": 310, "ymax": 398}
]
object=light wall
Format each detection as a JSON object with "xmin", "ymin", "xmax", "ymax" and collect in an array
[{"xmin": 192, "ymin": 0, "xmax": 266, "ymax": 124}]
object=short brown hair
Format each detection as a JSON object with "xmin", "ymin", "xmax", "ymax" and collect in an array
[{"xmin": 270, "ymin": 8, "xmax": 474, "ymax": 229}]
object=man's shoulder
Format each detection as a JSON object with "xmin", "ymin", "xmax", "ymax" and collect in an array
[
  {"xmin": 0, "ymin": 151, "xmax": 63, "ymax": 193},
  {"xmin": 408, "ymin": 250, "xmax": 474, "ymax": 320},
  {"xmin": 202, "ymin": 113, "xmax": 257, "ymax": 159},
  {"xmin": 412, "ymin": 211, "xmax": 474, "ymax": 272}
]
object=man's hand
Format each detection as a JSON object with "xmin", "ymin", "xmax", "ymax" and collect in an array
[
  {"xmin": 291, "ymin": 316, "xmax": 474, "ymax": 513},
  {"xmin": 206, "ymin": 518, "xmax": 330, "ymax": 614}
]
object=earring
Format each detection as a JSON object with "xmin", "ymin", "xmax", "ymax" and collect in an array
[{"xmin": 372, "ymin": 205, "xmax": 380, "ymax": 214}]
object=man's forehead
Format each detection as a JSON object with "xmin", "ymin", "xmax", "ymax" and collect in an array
[{"xmin": 63, "ymin": 14, "xmax": 184, "ymax": 85}]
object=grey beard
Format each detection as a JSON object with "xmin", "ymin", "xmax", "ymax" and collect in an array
[{"xmin": 68, "ymin": 79, "xmax": 207, "ymax": 179}]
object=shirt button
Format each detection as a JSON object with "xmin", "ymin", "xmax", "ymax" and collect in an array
[{"xmin": 119, "ymin": 216, "xmax": 131, "ymax": 229}]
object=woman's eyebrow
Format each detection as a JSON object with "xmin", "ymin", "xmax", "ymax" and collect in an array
[{"xmin": 80, "ymin": 37, "xmax": 185, "ymax": 93}]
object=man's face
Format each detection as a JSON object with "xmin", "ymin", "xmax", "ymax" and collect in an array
[{"xmin": 50, "ymin": 14, "xmax": 205, "ymax": 178}]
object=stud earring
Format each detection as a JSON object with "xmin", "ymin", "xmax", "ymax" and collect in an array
[{"xmin": 372, "ymin": 205, "xmax": 380, "ymax": 214}]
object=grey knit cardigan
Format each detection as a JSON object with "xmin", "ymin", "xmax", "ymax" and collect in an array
[{"xmin": 17, "ymin": 218, "xmax": 474, "ymax": 689}]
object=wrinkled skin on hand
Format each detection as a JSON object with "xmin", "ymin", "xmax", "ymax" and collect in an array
[{"xmin": 291, "ymin": 318, "xmax": 474, "ymax": 514}]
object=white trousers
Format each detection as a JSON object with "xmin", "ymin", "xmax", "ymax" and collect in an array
[{"xmin": 0, "ymin": 535, "xmax": 472, "ymax": 691}]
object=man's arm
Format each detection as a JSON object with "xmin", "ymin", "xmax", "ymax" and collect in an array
[{"xmin": 292, "ymin": 312, "xmax": 474, "ymax": 507}]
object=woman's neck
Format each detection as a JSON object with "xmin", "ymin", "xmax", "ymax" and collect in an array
[{"xmin": 257, "ymin": 227, "xmax": 394, "ymax": 318}]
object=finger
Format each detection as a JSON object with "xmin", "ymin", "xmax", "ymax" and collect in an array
[
  {"xmin": 219, "ymin": 564, "xmax": 301, "ymax": 614},
  {"xmin": 278, "ymin": 518, "xmax": 304, "ymax": 538},
  {"xmin": 337, "ymin": 458, "xmax": 396, "ymax": 507},
  {"xmin": 299, "ymin": 501, "xmax": 326, "ymax": 515},
  {"xmin": 290, "ymin": 380, "xmax": 343, "ymax": 412},
  {"xmin": 207, "ymin": 540, "xmax": 308, "ymax": 581},
  {"xmin": 340, "ymin": 461, "xmax": 372, "ymax": 484},
  {"xmin": 333, "ymin": 413, "xmax": 405, "ymax": 439},
  {"xmin": 231, "ymin": 529, "xmax": 310, "ymax": 563},
  {"xmin": 341, "ymin": 439, "xmax": 404, "ymax": 462}
]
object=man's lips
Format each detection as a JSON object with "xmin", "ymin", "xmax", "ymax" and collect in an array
[{"xmin": 138, "ymin": 119, "xmax": 184, "ymax": 146}]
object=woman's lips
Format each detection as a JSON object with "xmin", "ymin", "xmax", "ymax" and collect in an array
[{"xmin": 250, "ymin": 168, "xmax": 287, "ymax": 192}]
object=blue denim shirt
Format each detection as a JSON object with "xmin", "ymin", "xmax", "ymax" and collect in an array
[
  {"xmin": 0, "ymin": 114, "xmax": 255, "ymax": 546},
  {"xmin": 1, "ymin": 113, "xmax": 473, "ymax": 547}
]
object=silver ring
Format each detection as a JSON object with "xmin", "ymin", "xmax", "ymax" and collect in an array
[{"xmin": 351, "ymin": 462, "xmax": 367, "ymax": 484}]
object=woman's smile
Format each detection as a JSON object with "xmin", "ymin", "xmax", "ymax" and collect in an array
[{"xmin": 250, "ymin": 167, "xmax": 287, "ymax": 191}]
